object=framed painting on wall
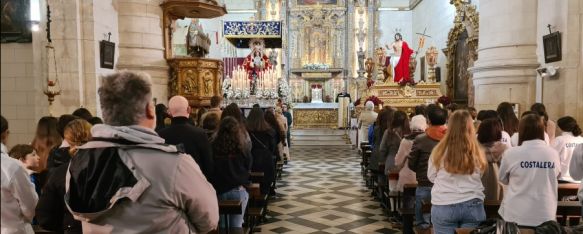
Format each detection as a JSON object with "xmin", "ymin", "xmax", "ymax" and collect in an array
[
  {"xmin": 1, "ymin": 0, "xmax": 32, "ymax": 43},
  {"xmin": 297, "ymin": 0, "xmax": 337, "ymax": 5},
  {"xmin": 100, "ymin": 40, "xmax": 115, "ymax": 69},
  {"xmin": 543, "ymin": 31, "xmax": 561, "ymax": 63}
]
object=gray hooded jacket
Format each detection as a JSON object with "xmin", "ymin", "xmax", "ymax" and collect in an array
[{"xmin": 64, "ymin": 125, "xmax": 219, "ymax": 233}]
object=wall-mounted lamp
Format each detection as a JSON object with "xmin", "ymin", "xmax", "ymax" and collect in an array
[{"xmin": 536, "ymin": 66, "xmax": 559, "ymax": 79}]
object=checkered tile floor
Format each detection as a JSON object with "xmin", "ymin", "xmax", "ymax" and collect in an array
[{"xmin": 257, "ymin": 146, "xmax": 401, "ymax": 234}]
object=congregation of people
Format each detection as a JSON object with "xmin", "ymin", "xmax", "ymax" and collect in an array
[
  {"xmin": 358, "ymin": 99, "xmax": 583, "ymax": 233},
  {"xmin": 0, "ymin": 71, "xmax": 293, "ymax": 234}
]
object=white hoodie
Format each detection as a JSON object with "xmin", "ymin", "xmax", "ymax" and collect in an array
[
  {"xmin": 1, "ymin": 143, "xmax": 38, "ymax": 234},
  {"xmin": 552, "ymin": 132, "xmax": 583, "ymax": 182},
  {"xmin": 498, "ymin": 140, "xmax": 560, "ymax": 227}
]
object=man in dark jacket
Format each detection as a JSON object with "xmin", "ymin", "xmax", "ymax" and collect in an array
[
  {"xmin": 407, "ymin": 104, "xmax": 447, "ymax": 230},
  {"xmin": 282, "ymin": 104, "xmax": 292, "ymax": 148},
  {"xmin": 158, "ymin": 95, "xmax": 213, "ymax": 178}
]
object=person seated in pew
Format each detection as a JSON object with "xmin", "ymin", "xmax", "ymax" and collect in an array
[
  {"xmin": 428, "ymin": 110, "xmax": 488, "ymax": 234},
  {"xmin": 552, "ymin": 116, "xmax": 583, "ymax": 183},
  {"xmin": 498, "ymin": 113, "xmax": 561, "ymax": 227},
  {"xmin": 394, "ymin": 115, "xmax": 427, "ymax": 192},
  {"xmin": 408, "ymin": 104, "xmax": 448, "ymax": 230},
  {"xmin": 382, "ymin": 110, "xmax": 410, "ymax": 192},
  {"xmin": 247, "ymin": 107, "xmax": 277, "ymax": 195},
  {"xmin": 369, "ymin": 107, "xmax": 395, "ymax": 171},
  {"xmin": 477, "ymin": 118, "xmax": 508, "ymax": 201},
  {"xmin": 511, "ymin": 111, "xmax": 550, "ymax": 147},
  {"xmin": 210, "ymin": 116, "xmax": 252, "ymax": 228},
  {"xmin": 570, "ymin": 144, "xmax": 583, "ymax": 216}
]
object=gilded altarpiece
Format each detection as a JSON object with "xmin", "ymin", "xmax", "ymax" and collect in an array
[
  {"xmin": 168, "ymin": 58, "xmax": 223, "ymax": 107},
  {"xmin": 287, "ymin": 1, "xmax": 349, "ymax": 100},
  {"xmin": 443, "ymin": 1, "xmax": 479, "ymax": 106}
]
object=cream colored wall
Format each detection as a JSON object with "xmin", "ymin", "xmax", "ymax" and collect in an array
[
  {"xmin": 411, "ymin": 0, "xmax": 456, "ymax": 90},
  {"xmin": 0, "ymin": 43, "xmax": 47, "ymax": 147},
  {"xmin": 536, "ymin": 0, "xmax": 583, "ymax": 124}
]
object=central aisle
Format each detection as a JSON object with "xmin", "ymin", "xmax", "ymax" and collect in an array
[{"xmin": 257, "ymin": 130, "xmax": 400, "ymax": 233}]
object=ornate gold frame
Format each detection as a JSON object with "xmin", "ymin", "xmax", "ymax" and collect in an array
[{"xmin": 443, "ymin": 0, "xmax": 479, "ymax": 106}]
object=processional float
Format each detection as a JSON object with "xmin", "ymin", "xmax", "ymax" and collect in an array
[{"xmin": 222, "ymin": 20, "xmax": 288, "ymax": 107}]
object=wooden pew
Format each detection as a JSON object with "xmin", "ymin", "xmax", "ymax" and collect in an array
[
  {"xmin": 558, "ymin": 183, "xmax": 579, "ymax": 199},
  {"xmin": 455, "ymin": 228, "xmax": 534, "ymax": 234},
  {"xmin": 246, "ymin": 183, "xmax": 263, "ymax": 233},
  {"xmin": 399, "ymin": 183, "xmax": 418, "ymax": 234},
  {"xmin": 33, "ymin": 225, "xmax": 53, "ymax": 233},
  {"xmin": 215, "ymin": 200, "xmax": 246, "ymax": 234}
]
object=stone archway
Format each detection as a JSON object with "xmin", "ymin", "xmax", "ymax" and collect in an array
[{"xmin": 443, "ymin": 1, "xmax": 479, "ymax": 106}]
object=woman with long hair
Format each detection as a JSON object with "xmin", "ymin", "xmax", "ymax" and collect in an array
[
  {"xmin": 477, "ymin": 118, "xmax": 508, "ymax": 200},
  {"xmin": 368, "ymin": 106, "xmax": 395, "ymax": 171},
  {"xmin": 264, "ymin": 110, "xmax": 283, "ymax": 161},
  {"xmin": 497, "ymin": 102, "xmax": 519, "ymax": 136},
  {"xmin": 222, "ymin": 103, "xmax": 245, "ymax": 123},
  {"xmin": 552, "ymin": 116, "xmax": 583, "ymax": 182},
  {"xmin": 31, "ymin": 116, "xmax": 62, "ymax": 172},
  {"xmin": 36, "ymin": 118, "xmax": 92, "ymax": 234},
  {"xmin": 381, "ymin": 111, "xmax": 410, "ymax": 191},
  {"xmin": 428, "ymin": 110, "xmax": 487, "ymax": 233},
  {"xmin": 209, "ymin": 116, "xmax": 251, "ymax": 228},
  {"xmin": 247, "ymin": 107, "xmax": 277, "ymax": 195},
  {"xmin": 498, "ymin": 114, "xmax": 560, "ymax": 227},
  {"xmin": 531, "ymin": 103, "xmax": 556, "ymax": 144}
]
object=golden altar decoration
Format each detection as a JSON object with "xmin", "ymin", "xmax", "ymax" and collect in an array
[
  {"xmin": 355, "ymin": 81, "xmax": 442, "ymax": 116},
  {"xmin": 292, "ymin": 103, "xmax": 339, "ymax": 129},
  {"xmin": 167, "ymin": 58, "xmax": 223, "ymax": 107},
  {"xmin": 161, "ymin": 0, "xmax": 226, "ymax": 107}
]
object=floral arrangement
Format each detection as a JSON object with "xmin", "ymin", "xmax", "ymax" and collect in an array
[
  {"xmin": 437, "ymin": 95, "xmax": 451, "ymax": 106},
  {"xmin": 311, "ymin": 84, "xmax": 322, "ymax": 89},
  {"xmin": 302, "ymin": 63, "xmax": 330, "ymax": 70},
  {"xmin": 398, "ymin": 79, "xmax": 417, "ymax": 87},
  {"xmin": 277, "ymin": 78, "xmax": 292, "ymax": 105},
  {"xmin": 354, "ymin": 95, "xmax": 384, "ymax": 107}
]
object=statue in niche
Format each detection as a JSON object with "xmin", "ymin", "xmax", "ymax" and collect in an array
[
  {"xmin": 309, "ymin": 29, "xmax": 327, "ymax": 64},
  {"xmin": 385, "ymin": 33, "xmax": 414, "ymax": 82},
  {"xmin": 203, "ymin": 71, "xmax": 213, "ymax": 95},
  {"xmin": 183, "ymin": 69, "xmax": 198, "ymax": 94},
  {"xmin": 357, "ymin": 49, "xmax": 365, "ymax": 71}
]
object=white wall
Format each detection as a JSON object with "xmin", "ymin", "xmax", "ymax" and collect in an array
[
  {"xmin": 412, "ymin": 0, "xmax": 456, "ymax": 85},
  {"xmin": 378, "ymin": 10, "xmax": 413, "ymax": 54},
  {"xmin": 536, "ymin": 0, "xmax": 583, "ymax": 123}
]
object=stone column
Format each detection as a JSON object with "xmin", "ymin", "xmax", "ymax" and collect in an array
[
  {"xmin": 116, "ymin": 0, "xmax": 168, "ymax": 102},
  {"xmin": 470, "ymin": 0, "xmax": 539, "ymax": 111}
]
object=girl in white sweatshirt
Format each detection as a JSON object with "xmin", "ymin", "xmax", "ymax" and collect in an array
[
  {"xmin": 498, "ymin": 113, "xmax": 561, "ymax": 227},
  {"xmin": 428, "ymin": 110, "xmax": 487, "ymax": 234},
  {"xmin": 552, "ymin": 116, "xmax": 583, "ymax": 182}
]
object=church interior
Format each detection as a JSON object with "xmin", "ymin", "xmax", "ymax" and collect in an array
[{"xmin": 1, "ymin": 0, "xmax": 582, "ymax": 233}]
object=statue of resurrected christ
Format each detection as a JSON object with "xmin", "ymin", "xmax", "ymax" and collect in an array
[{"xmin": 385, "ymin": 33, "xmax": 414, "ymax": 83}]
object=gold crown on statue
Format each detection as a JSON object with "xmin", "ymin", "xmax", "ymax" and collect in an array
[{"xmin": 248, "ymin": 38, "xmax": 266, "ymax": 51}]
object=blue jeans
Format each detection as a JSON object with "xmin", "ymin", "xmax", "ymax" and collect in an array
[
  {"xmin": 431, "ymin": 198, "xmax": 486, "ymax": 234},
  {"xmin": 218, "ymin": 187, "xmax": 249, "ymax": 228},
  {"xmin": 415, "ymin": 186, "xmax": 432, "ymax": 228}
]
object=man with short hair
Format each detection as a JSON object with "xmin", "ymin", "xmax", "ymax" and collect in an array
[
  {"xmin": 64, "ymin": 71, "xmax": 218, "ymax": 233},
  {"xmin": 72, "ymin": 108, "xmax": 93, "ymax": 122},
  {"xmin": 201, "ymin": 96, "xmax": 222, "ymax": 123},
  {"xmin": 1, "ymin": 115, "xmax": 39, "ymax": 234},
  {"xmin": 158, "ymin": 95, "xmax": 213, "ymax": 178},
  {"xmin": 408, "ymin": 104, "xmax": 447, "ymax": 230}
]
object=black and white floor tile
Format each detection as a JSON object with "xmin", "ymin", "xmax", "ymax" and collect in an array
[{"xmin": 257, "ymin": 146, "xmax": 401, "ymax": 234}]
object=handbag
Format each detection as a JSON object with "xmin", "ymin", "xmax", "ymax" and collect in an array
[{"xmin": 471, "ymin": 219, "xmax": 520, "ymax": 234}]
